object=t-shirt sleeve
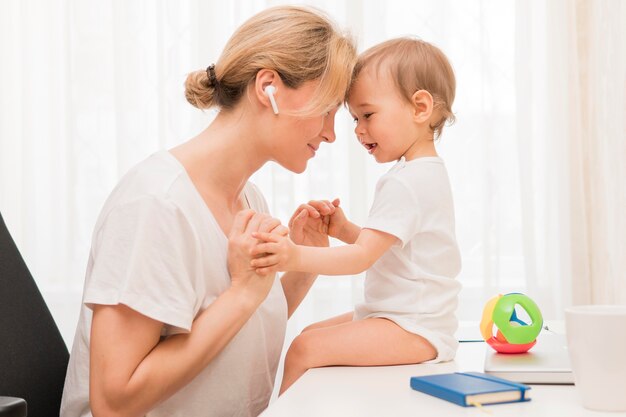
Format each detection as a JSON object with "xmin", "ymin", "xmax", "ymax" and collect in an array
[
  {"xmin": 84, "ymin": 195, "xmax": 199, "ymax": 332},
  {"xmin": 363, "ymin": 175, "xmax": 421, "ymax": 247}
]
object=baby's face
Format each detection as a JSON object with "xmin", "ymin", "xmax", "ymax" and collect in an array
[{"xmin": 347, "ymin": 67, "xmax": 419, "ymax": 163}]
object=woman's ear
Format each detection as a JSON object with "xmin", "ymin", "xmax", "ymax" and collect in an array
[
  {"xmin": 411, "ymin": 90, "xmax": 434, "ymax": 124},
  {"xmin": 254, "ymin": 69, "xmax": 282, "ymax": 113}
]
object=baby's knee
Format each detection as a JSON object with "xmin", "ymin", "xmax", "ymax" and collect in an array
[
  {"xmin": 285, "ymin": 334, "xmax": 315, "ymax": 368},
  {"xmin": 300, "ymin": 323, "xmax": 318, "ymax": 333}
]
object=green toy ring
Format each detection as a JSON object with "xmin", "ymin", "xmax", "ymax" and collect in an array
[{"xmin": 492, "ymin": 293, "xmax": 543, "ymax": 344}]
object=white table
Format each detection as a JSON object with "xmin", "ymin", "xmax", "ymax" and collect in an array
[{"xmin": 261, "ymin": 339, "xmax": 620, "ymax": 416}]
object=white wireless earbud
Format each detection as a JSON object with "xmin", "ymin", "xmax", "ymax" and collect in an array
[{"xmin": 264, "ymin": 85, "xmax": 279, "ymax": 115}]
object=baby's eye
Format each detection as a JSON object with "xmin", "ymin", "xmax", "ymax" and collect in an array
[
  {"xmin": 363, "ymin": 112, "xmax": 373, "ymax": 119},
  {"xmin": 352, "ymin": 117, "xmax": 358, "ymax": 123}
]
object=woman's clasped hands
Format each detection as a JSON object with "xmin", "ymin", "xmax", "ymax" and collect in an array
[{"xmin": 227, "ymin": 209, "xmax": 288, "ymax": 304}]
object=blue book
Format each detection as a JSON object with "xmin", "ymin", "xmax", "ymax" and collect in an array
[{"xmin": 410, "ymin": 372, "xmax": 531, "ymax": 407}]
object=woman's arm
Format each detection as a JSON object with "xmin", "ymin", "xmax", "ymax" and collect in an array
[
  {"xmin": 253, "ymin": 228, "xmax": 398, "ymax": 276},
  {"xmin": 280, "ymin": 271, "xmax": 317, "ymax": 318},
  {"xmin": 89, "ymin": 210, "xmax": 277, "ymax": 417},
  {"xmin": 90, "ymin": 287, "xmax": 263, "ymax": 417}
]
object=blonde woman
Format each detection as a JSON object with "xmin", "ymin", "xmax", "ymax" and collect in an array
[{"xmin": 60, "ymin": 6, "xmax": 356, "ymax": 417}]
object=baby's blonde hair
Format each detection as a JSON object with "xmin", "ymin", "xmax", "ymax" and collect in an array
[
  {"xmin": 352, "ymin": 37, "xmax": 456, "ymax": 138},
  {"xmin": 185, "ymin": 6, "xmax": 357, "ymax": 116}
]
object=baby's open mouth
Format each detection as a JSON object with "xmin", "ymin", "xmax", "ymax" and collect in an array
[{"xmin": 364, "ymin": 143, "xmax": 378, "ymax": 153}]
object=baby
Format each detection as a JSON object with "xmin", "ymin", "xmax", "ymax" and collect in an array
[{"xmin": 252, "ymin": 37, "xmax": 462, "ymax": 393}]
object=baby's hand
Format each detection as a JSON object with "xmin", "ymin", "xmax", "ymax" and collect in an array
[
  {"xmin": 250, "ymin": 231, "xmax": 300, "ymax": 274},
  {"xmin": 299, "ymin": 198, "xmax": 349, "ymax": 240},
  {"xmin": 324, "ymin": 198, "xmax": 350, "ymax": 240}
]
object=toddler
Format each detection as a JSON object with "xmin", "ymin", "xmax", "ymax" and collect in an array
[{"xmin": 252, "ymin": 37, "xmax": 461, "ymax": 393}]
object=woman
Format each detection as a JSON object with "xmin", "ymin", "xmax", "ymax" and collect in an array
[{"xmin": 60, "ymin": 6, "xmax": 356, "ymax": 417}]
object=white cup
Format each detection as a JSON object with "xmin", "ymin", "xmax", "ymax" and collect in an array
[{"xmin": 565, "ymin": 305, "xmax": 626, "ymax": 412}]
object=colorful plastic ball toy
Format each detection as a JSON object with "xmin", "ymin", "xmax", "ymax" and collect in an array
[{"xmin": 480, "ymin": 293, "xmax": 543, "ymax": 354}]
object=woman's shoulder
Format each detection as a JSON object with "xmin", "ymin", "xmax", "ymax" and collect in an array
[
  {"xmin": 95, "ymin": 151, "xmax": 195, "ymax": 226},
  {"xmin": 119, "ymin": 150, "xmax": 187, "ymax": 194},
  {"xmin": 111, "ymin": 151, "xmax": 195, "ymax": 201}
]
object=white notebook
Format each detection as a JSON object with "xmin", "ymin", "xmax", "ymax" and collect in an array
[{"xmin": 484, "ymin": 332, "xmax": 574, "ymax": 384}]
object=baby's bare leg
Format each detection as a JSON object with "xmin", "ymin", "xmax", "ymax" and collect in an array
[
  {"xmin": 300, "ymin": 312, "xmax": 353, "ymax": 333},
  {"xmin": 279, "ymin": 317, "xmax": 436, "ymax": 394}
]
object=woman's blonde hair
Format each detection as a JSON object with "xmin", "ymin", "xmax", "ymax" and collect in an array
[
  {"xmin": 352, "ymin": 37, "xmax": 456, "ymax": 138},
  {"xmin": 185, "ymin": 6, "xmax": 357, "ymax": 116}
]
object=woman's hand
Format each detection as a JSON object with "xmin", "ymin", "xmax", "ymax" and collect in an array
[
  {"xmin": 227, "ymin": 210, "xmax": 288, "ymax": 303},
  {"xmin": 289, "ymin": 198, "xmax": 349, "ymax": 247}
]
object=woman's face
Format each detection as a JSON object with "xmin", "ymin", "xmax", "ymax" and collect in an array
[{"xmin": 268, "ymin": 80, "xmax": 338, "ymax": 174}]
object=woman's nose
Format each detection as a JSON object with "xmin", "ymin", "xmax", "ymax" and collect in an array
[{"xmin": 321, "ymin": 111, "xmax": 337, "ymax": 143}]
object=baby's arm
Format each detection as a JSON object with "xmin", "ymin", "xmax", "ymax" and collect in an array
[
  {"xmin": 251, "ymin": 228, "xmax": 397, "ymax": 275},
  {"xmin": 334, "ymin": 216, "xmax": 361, "ymax": 244},
  {"xmin": 324, "ymin": 199, "xmax": 361, "ymax": 244}
]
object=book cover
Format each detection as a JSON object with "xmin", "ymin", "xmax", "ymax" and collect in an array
[{"xmin": 410, "ymin": 371, "xmax": 531, "ymax": 407}]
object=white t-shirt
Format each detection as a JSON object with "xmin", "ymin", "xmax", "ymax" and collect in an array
[
  {"xmin": 60, "ymin": 150, "xmax": 288, "ymax": 417},
  {"xmin": 354, "ymin": 156, "xmax": 462, "ymax": 362}
]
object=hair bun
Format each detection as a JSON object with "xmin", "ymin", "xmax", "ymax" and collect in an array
[{"xmin": 184, "ymin": 70, "xmax": 216, "ymax": 109}]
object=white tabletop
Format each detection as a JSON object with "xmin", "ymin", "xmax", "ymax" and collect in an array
[{"xmin": 261, "ymin": 336, "xmax": 619, "ymax": 416}]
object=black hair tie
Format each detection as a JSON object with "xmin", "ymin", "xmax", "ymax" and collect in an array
[{"xmin": 206, "ymin": 64, "xmax": 218, "ymax": 87}]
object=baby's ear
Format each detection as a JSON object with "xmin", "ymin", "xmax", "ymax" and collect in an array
[{"xmin": 410, "ymin": 90, "xmax": 434, "ymax": 123}]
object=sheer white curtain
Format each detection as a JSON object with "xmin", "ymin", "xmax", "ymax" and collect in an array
[
  {"xmin": 0, "ymin": 0, "xmax": 624, "ymax": 349},
  {"xmin": 516, "ymin": 0, "xmax": 626, "ymax": 315}
]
